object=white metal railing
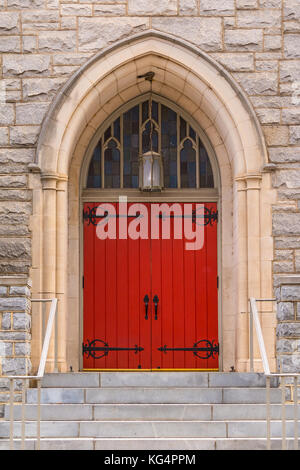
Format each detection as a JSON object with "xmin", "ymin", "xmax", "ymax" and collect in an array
[
  {"xmin": 249, "ymin": 297, "xmax": 299, "ymax": 450},
  {"xmin": 5, "ymin": 298, "xmax": 58, "ymax": 450}
]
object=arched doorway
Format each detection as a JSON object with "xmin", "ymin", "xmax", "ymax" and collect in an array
[
  {"xmin": 81, "ymin": 94, "xmax": 220, "ymax": 371},
  {"xmin": 31, "ymin": 31, "xmax": 275, "ymax": 374}
]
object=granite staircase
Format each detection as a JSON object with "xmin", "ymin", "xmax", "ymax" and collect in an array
[{"xmin": 0, "ymin": 372, "xmax": 299, "ymax": 450}]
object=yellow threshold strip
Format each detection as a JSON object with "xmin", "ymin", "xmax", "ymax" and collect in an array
[{"xmin": 82, "ymin": 368, "xmax": 219, "ymax": 372}]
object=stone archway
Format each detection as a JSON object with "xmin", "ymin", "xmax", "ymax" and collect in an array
[{"xmin": 30, "ymin": 31, "xmax": 276, "ymax": 373}]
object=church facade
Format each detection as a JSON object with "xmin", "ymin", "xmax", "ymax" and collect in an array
[{"xmin": 0, "ymin": 0, "xmax": 300, "ymax": 396}]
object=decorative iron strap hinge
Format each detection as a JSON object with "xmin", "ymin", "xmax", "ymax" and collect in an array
[
  {"xmin": 82, "ymin": 339, "xmax": 144, "ymax": 359},
  {"xmin": 83, "ymin": 206, "xmax": 141, "ymax": 226},
  {"xmin": 158, "ymin": 339, "xmax": 219, "ymax": 360},
  {"xmin": 158, "ymin": 207, "xmax": 218, "ymax": 226}
]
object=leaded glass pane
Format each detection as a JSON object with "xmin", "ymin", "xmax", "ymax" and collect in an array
[
  {"xmin": 123, "ymin": 105, "xmax": 139, "ymax": 188},
  {"xmin": 87, "ymin": 142, "xmax": 101, "ymax": 188},
  {"xmin": 86, "ymin": 98, "xmax": 215, "ymax": 190},
  {"xmin": 104, "ymin": 140, "xmax": 120, "ymax": 188},
  {"xmin": 161, "ymin": 104, "xmax": 177, "ymax": 188},
  {"xmin": 180, "ymin": 139, "xmax": 196, "ymax": 188},
  {"xmin": 199, "ymin": 139, "xmax": 214, "ymax": 188}
]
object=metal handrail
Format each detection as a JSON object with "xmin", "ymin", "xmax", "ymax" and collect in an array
[
  {"xmin": 5, "ymin": 298, "xmax": 58, "ymax": 450},
  {"xmin": 249, "ymin": 297, "xmax": 299, "ymax": 451}
]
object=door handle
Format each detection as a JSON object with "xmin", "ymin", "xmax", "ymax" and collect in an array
[
  {"xmin": 143, "ymin": 295, "xmax": 149, "ymax": 320},
  {"xmin": 153, "ymin": 295, "xmax": 159, "ymax": 320}
]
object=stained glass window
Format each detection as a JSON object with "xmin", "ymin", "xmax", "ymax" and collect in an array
[{"xmin": 86, "ymin": 98, "xmax": 215, "ymax": 189}]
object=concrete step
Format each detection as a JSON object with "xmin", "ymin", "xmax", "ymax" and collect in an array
[
  {"xmin": 1, "ymin": 437, "xmax": 300, "ymax": 451},
  {"xmin": 4, "ymin": 403, "xmax": 300, "ymax": 421},
  {"xmin": 26, "ymin": 386, "xmax": 282, "ymax": 404},
  {"xmin": 41, "ymin": 372, "xmax": 278, "ymax": 389},
  {"xmin": 1, "ymin": 419, "xmax": 300, "ymax": 439}
]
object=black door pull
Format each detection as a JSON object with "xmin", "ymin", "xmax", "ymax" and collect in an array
[
  {"xmin": 144, "ymin": 295, "xmax": 149, "ymax": 320},
  {"xmin": 153, "ymin": 295, "xmax": 159, "ymax": 320}
]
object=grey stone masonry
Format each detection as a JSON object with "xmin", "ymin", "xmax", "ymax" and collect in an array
[
  {"xmin": 275, "ymin": 276, "xmax": 300, "ymax": 373},
  {"xmin": 0, "ymin": 276, "xmax": 31, "ymax": 406}
]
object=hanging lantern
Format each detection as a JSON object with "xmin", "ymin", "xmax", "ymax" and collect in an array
[
  {"xmin": 138, "ymin": 71, "xmax": 163, "ymax": 192},
  {"xmin": 139, "ymin": 150, "xmax": 163, "ymax": 192}
]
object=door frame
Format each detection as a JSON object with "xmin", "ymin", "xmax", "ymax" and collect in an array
[{"xmin": 79, "ymin": 188, "xmax": 222, "ymax": 371}]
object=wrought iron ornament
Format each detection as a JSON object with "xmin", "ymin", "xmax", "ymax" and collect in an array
[
  {"xmin": 83, "ymin": 205, "xmax": 218, "ymax": 226},
  {"xmin": 158, "ymin": 339, "xmax": 219, "ymax": 360},
  {"xmin": 82, "ymin": 339, "xmax": 144, "ymax": 360},
  {"xmin": 83, "ymin": 206, "xmax": 140, "ymax": 226},
  {"xmin": 158, "ymin": 207, "xmax": 218, "ymax": 226}
]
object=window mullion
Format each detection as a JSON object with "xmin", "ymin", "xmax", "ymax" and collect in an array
[
  {"xmin": 101, "ymin": 135, "xmax": 105, "ymax": 189},
  {"xmin": 120, "ymin": 115, "xmax": 124, "ymax": 189},
  {"xmin": 177, "ymin": 113, "xmax": 181, "ymax": 189}
]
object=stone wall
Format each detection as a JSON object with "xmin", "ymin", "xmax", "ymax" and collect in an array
[{"xmin": 0, "ymin": 0, "xmax": 299, "ymax": 376}]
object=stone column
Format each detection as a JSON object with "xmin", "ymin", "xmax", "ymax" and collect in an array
[
  {"xmin": 41, "ymin": 174, "xmax": 57, "ymax": 372},
  {"xmin": 56, "ymin": 177, "xmax": 68, "ymax": 372}
]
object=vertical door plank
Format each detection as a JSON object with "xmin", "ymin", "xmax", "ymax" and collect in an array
[{"xmin": 83, "ymin": 202, "xmax": 96, "ymax": 369}]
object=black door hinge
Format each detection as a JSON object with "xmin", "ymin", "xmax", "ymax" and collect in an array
[
  {"xmin": 217, "ymin": 276, "xmax": 219, "ymax": 289},
  {"xmin": 82, "ymin": 276, "xmax": 84, "ymax": 288}
]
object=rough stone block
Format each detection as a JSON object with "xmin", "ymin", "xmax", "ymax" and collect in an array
[
  {"xmin": 237, "ymin": 10, "xmax": 281, "ymax": 29},
  {"xmin": 13, "ymin": 313, "xmax": 31, "ymax": 330},
  {"xmin": 236, "ymin": 0, "xmax": 258, "ymax": 8},
  {"xmin": 22, "ymin": 10, "xmax": 59, "ymax": 23},
  {"xmin": 274, "ymin": 170, "xmax": 300, "ymax": 189},
  {"xmin": 0, "ymin": 240, "xmax": 31, "ymax": 262},
  {"xmin": 152, "ymin": 17, "xmax": 222, "ymax": 51},
  {"xmin": 234, "ymin": 72, "xmax": 277, "ymax": 95},
  {"xmin": 284, "ymin": 34, "xmax": 300, "ymax": 58},
  {"xmin": 273, "ymin": 261, "xmax": 294, "ymax": 273},
  {"xmin": 296, "ymin": 252, "xmax": 300, "ymax": 272},
  {"xmin": 284, "ymin": 0, "xmax": 300, "ymax": 21},
  {"xmin": 2, "ymin": 357, "xmax": 30, "ymax": 376},
  {"xmin": 0, "ymin": 175, "xmax": 27, "ymax": 188},
  {"xmin": 269, "ymin": 147, "xmax": 300, "ymax": 163},
  {"xmin": 0, "ymin": 36, "xmax": 20, "ymax": 53},
  {"xmin": 0, "ymin": 12, "xmax": 19, "ymax": 35},
  {"xmin": 256, "ymin": 108, "xmax": 280, "ymax": 124},
  {"xmin": 7, "ymin": 0, "xmax": 44, "ymax": 6},
  {"xmin": 23, "ymin": 77, "xmax": 65, "ymax": 101},
  {"xmin": 94, "ymin": 4, "xmax": 127, "ymax": 15},
  {"xmin": 16, "ymin": 103, "xmax": 49, "ymax": 125},
  {"xmin": 277, "ymin": 302, "xmax": 294, "ymax": 321},
  {"xmin": 280, "ymin": 60, "xmax": 300, "ymax": 82},
  {"xmin": 3, "ymin": 55, "xmax": 50, "ymax": 77},
  {"xmin": 276, "ymin": 338, "xmax": 300, "ymax": 353},
  {"xmin": 264, "ymin": 126, "xmax": 289, "ymax": 145},
  {"xmin": 212, "ymin": 53, "xmax": 254, "ymax": 72},
  {"xmin": 0, "ymin": 104, "xmax": 14, "ymax": 125},
  {"xmin": 128, "ymin": 0, "xmax": 177, "ymax": 15},
  {"xmin": 61, "ymin": 5, "xmax": 92, "ymax": 16},
  {"xmin": 273, "ymin": 213, "xmax": 300, "ymax": 236},
  {"xmin": 281, "ymin": 285, "xmax": 300, "ymax": 301},
  {"xmin": 38, "ymin": 31, "xmax": 77, "ymax": 52},
  {"xmin": 22, "ymin": 36, "xmax": 37, "ymax": 53},
  {"xmin": 9, "ymin": 126, "xmax": 39, "ymax": 146},
  {"xmin": 290, "ymin": 126, "xmax": 300, "ymax": 144},
  {"xmin": 224, "ymin": 29, "xmax": 263, "ymax": 51},
  {"xmin": 1, "ymin": 313, "xmax": 11, "ymax": 330},
  {"xmin": 14, "ymin": 342, "xmax": 31, "ymax": 356},
  {"xmin": 0, "ymin": 342, "xmax": 13, "ymax": 357},
  {"xmin": 200, "ymin": 0, "xmax": 235, "ymax": 15},
  {"xmin": 264, "ymin": 35, "xmax": 282, "ymax": 51},
  {"xmin": 79, "ymin": 17, "xmax": 148, "ymax": 52},
  {"xmin": 179, "ymin": 0, "xmax": 198, "ymax": 15},
  {"xmin": 9, "ymin": 286, "xmax": 30, "ymax": 296},
  {"xmin": 282, "ymin": 109, "xmax": 300, "ymax": 124}
]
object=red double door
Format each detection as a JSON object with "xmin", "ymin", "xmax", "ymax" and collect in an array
[{"xmin": 83, "ymin": 202, "xmax": 219, "ymax": 371}]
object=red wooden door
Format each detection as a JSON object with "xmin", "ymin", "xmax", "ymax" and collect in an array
[{"xmin": 83, "ymin": 202, "xmax": 218, "ymax": 370}]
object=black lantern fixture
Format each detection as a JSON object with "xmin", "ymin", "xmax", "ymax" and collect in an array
[{"xmin": 138, "ymin": 72, "xmax": 164, "ymax": 192}]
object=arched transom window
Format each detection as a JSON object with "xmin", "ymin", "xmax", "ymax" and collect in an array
[{"xmin": 86, "ymin": 97, "xmax": 214, "ymax": 190}]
